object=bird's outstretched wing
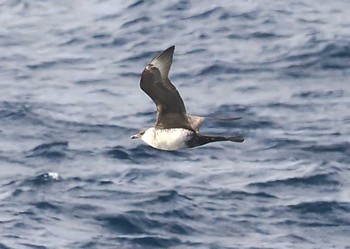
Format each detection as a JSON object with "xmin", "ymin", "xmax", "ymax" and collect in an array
[{"xmin": 140, "ymin": 46, "xmax": 192, "ymax": 130}]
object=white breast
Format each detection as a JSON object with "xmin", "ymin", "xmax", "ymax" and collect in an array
[{"xmin": 141, "ymin": 128, "xmax": 193, "ymax": 151}]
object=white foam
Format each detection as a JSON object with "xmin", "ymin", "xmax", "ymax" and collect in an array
[{"xmin": 47, "ymin": 172, "xmax": 60, "ymax": 180}]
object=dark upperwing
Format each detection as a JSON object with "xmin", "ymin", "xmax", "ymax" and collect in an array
[{"xmin": 140, "ymin": 46, "xmax": 193, "ymax": 130}]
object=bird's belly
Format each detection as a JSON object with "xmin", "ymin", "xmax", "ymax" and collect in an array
[{"xmin": 152, "ymin": 128, "xmax": 193, "ymax": 151}]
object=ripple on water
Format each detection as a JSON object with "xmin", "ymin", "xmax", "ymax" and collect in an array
[
  {"xmin": 248, "ymin": 173, "xmax": 340, "ymax": 189},
  {"xmin": 26, "ymin": 142, "xmax": 69, "ymax": 160}
]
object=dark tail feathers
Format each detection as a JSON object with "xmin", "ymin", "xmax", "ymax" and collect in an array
[
  {"xmin": 206, "ymin": 134, "xmax": 244, "ymax": 143},
  {"xmin": 187, "ymin": 133, "xmax": 244, "ymax": 148}
]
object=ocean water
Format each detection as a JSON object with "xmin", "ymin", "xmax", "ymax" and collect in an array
[{"xmin": 1, "ymin": 0, "xmax": 350, "ymax": 248}]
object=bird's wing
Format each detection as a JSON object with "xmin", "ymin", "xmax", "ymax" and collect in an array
[
  {"xmin": 186, "ymin": 115, "xmax": 205, "ymax": 132},
  {"xmin": 140, "ymin": 46, "xmax": 192, "ymax": 129}
]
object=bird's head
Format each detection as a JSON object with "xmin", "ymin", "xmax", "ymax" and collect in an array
[{"xmin": 130, "ymin": 130, "xmax": 146, "ymax": 139}]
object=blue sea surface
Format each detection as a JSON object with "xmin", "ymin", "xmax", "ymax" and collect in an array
[{"xmin": 1, "ymin": 0, "xmax": 350, "ymax": 248}]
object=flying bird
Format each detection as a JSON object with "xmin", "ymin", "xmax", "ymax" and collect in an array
[{"xmin": 131, "ymin": 46, "xmax": 244, "ymax": 150}]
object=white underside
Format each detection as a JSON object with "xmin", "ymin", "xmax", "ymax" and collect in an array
[{"xmin": 141, "ymin": 127, "xmax": 193, "ymax": 151}]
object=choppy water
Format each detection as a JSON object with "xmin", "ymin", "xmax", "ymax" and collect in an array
[{"xmin": 1, "ymin": 0, "xmax": 350, "ymax": 248}]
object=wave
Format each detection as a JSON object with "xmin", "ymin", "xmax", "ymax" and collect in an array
[
  {"xmin": 288, "ymin": 200, "xmax": 350, "ymax": 215},
  {"xmin": 104, "ymin": 145, "xmax": 190, "ymax": 164},
  {"xmin": 26, "ymin": 141, "xmax": 69, "ymax": 159},
  {"xmin": 95, "ymin": 210, "xmax": 196, "ymax": 238},
  {"xmin": 248, "ymin": 173, "xmax": 339, "ymax": 188},
  {"xmin": 206, "ymin": 189, "xmax": 277, "ymax": 200},
  {"xmin": 0, "ymin": 243, "xmax": 11, "ymax": 249},
  {"xmin": 292, "ymin": 89, "xmax": 345, "ymax": 99},
  {"xmin": 27, "ymin": 58, "xmax": 90, "ymax": 71},
  {"xmin": 280, "ymin": 39, "xmax": 350, "ymax": 76},
  {"xmin": 117, "ymin": 235, "xmax": 183, "ymax": 248},
  {"xmin": 22, "ymin": 172, "xmax": 62, "ymax": 187},
  {"xmin": 302, "ymin": 142, "xmax": 350, "ymax": 154}
]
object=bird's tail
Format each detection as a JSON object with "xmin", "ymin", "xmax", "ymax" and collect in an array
[
  {"xmin": 204, "ymin": 134, "xmax": 244, "ymax": 143},
  {"xmin": 187, "ymin": 133, "xmax": 244, "ymax": 148}
]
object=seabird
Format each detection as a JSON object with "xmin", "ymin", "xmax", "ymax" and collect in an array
[{"xmin": 131, "ymin": 46, "xmax": 244, "ymax": 151}]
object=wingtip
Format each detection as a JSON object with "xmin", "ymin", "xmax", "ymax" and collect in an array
[
  {"xmin": 149, "ymin": 45, "xmax": 176, "ymax": 78},
  {"xmin": 155, "ymin": 46, "xmax": 175, "ymax": 60}
]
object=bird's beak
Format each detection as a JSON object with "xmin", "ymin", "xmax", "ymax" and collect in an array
[{"xmin": 131, "ymin": 133, "xmax": 140, "ymax": 139}]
